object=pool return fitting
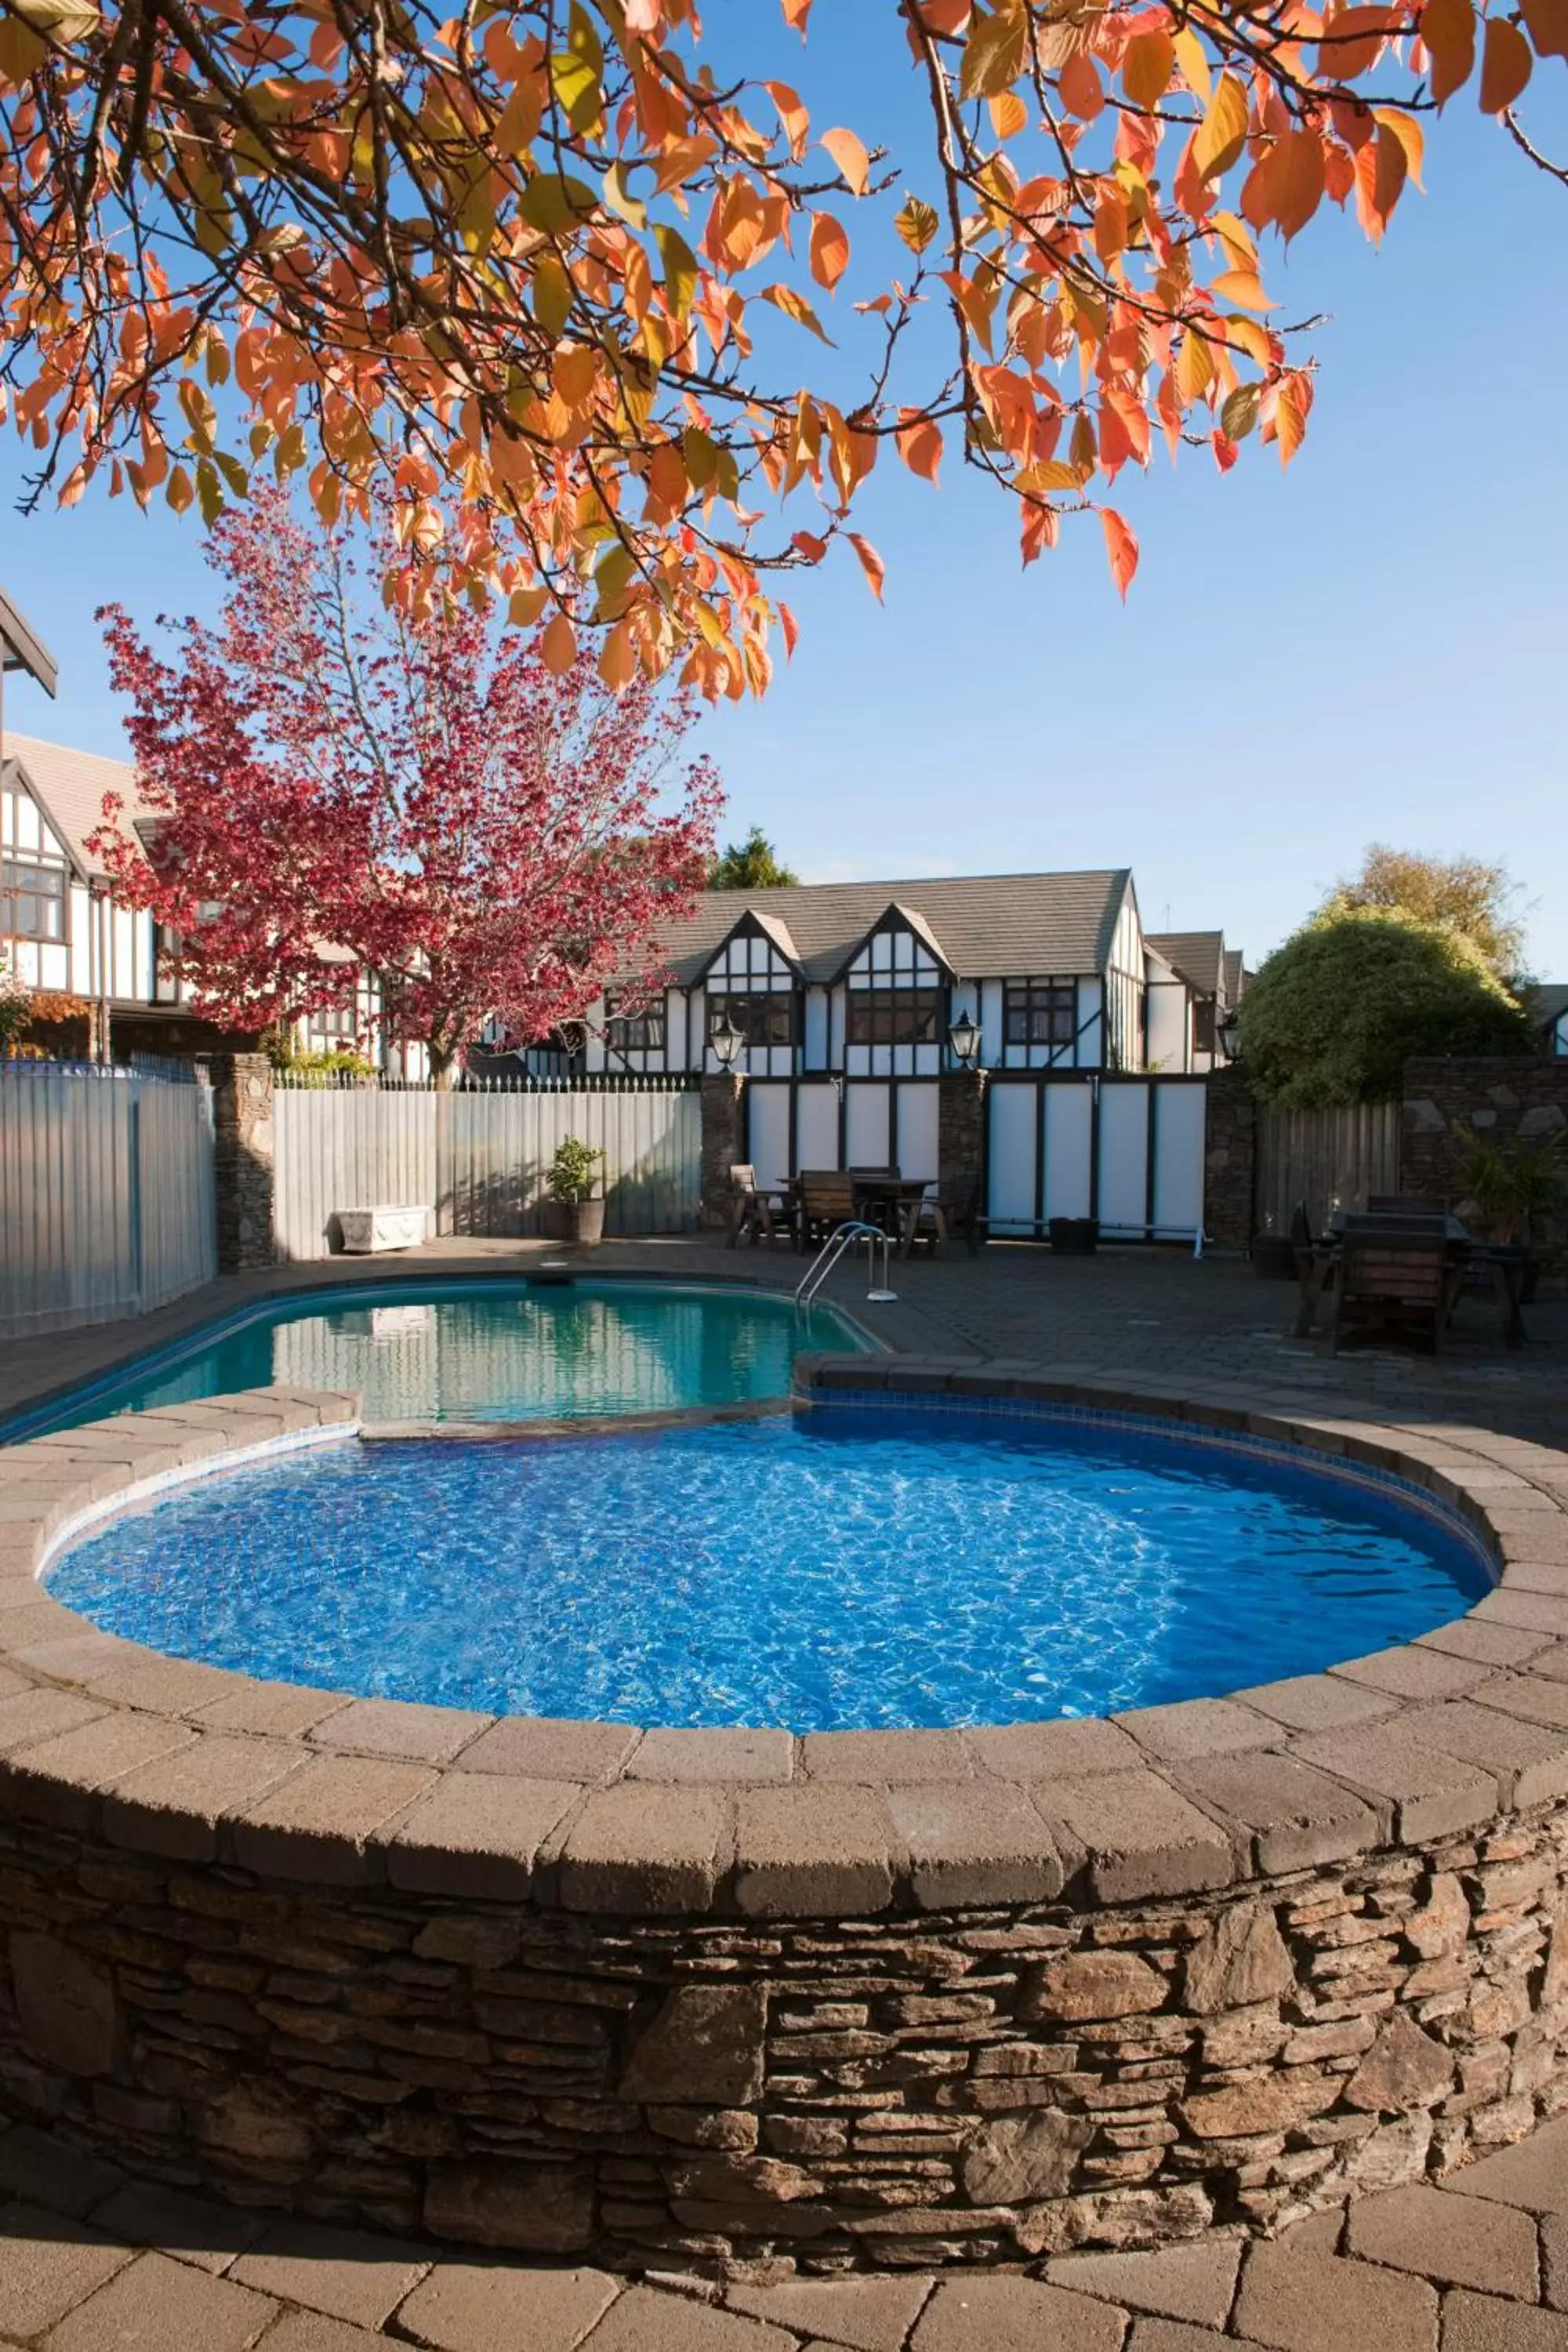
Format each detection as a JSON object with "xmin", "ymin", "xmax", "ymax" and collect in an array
[{"xmin": 796, "ymin": 1219, "xmax": 899, "ymax": 1309}]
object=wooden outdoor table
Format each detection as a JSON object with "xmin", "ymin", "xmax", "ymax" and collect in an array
[
  {"xmin": 1294, "ymin": 1222, "xmax": 1528, "ymax": 1351},
  {"xmin": 851, "ymin": 1174, "xmax": 934, "ymax": 1258}
]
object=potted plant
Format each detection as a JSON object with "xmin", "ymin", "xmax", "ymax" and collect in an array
[
  {"xmin": 543, "ymin": 1137, "xmax": 607, "ymax": 1247},
  {"xmin": 1450, "ymin": 1123, "xmax": 1566, "ymax": 1302},
  {"xmin": 0, "ymin": 954, "xmax": 33, "ymax": 1058}
]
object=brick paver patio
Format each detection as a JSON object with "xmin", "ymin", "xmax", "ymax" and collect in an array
[
  {"xmin": 6, "ymin": 2113, "xmax": 1568, "ymax": 2347},
  {"xmin": 3, "ymin": 1235, "xmax": 1567, "ymax": 2343}
]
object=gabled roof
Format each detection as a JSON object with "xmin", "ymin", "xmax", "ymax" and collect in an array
[
  {"xmin": 829, "ymin": 899, "xmax": 954, "ymax": 981},
  {"xmin": 650, "ymin": 869, "xmax": 1133, "ymax": 985},
  {"xmin": 1146, "ymin": 930, "xmax": 1225, "ymax": 1000},
  {"xmin": 1529, "ymin": 982, "xmax": 1568, "ymax": 1029},
  {"xmin": 691, "ymin": 903, "xmax": 804, "ymax": 981},
  {"xmin": 0, "ymin": 590, "xmax": 57, "ymax": 697},
  {"xmin": 2, "ymin": 731, "xmax": 149, "ymax": 880},
  {"xmin": 1222, "ymin": 948, "xmax": 1247, "ymax": 1004}
]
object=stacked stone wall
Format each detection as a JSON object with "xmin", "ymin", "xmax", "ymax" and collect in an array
[
  {"xmin": 3, "ymin": 1805, "xmax": 1567, "ymax": 2270},
  {"xmin": 1403, "ymin": 1058, "xmax": 1568, "ymax": 1273}
]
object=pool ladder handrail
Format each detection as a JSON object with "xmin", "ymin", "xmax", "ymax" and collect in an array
[{"xmin": 795, "ymin": 1218, "xmax": 896, "ymax": 1309}]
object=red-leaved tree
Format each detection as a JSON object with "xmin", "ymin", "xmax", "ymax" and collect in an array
[{"xmin": 91, "ymin": 492, "xmax": 721, "ymax": 1082}]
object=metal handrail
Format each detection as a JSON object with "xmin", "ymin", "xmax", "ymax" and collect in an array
[{"xmin": 795, "ymin": 1218, "xmax": 895, "ymax": 1309}]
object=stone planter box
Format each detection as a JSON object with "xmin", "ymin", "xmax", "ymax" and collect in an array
[{"xmin": 2, "ymin": 1367, "xmax": 1567, "ymax": 2276}]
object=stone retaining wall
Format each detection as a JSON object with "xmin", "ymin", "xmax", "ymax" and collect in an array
[{"xmin": 2, "ymin": 1371, "xmax": 1568, "ymax": 2273}]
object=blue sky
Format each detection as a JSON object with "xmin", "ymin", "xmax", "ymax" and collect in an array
[{"xmin": 1, "ymin": 18, "xmax": 1563, "ymax": 974}]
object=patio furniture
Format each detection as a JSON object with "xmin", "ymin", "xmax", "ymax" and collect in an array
[
  {"xmin": 1331, "ymin": 1225, "xmax": 1461, "ymax": 1356},
  {"xmin": 797, "ymin": 1170, "xmax": 858, "ymax": 1250},
  {"xmin": 726, "ymin": 1163, "xmax": 793, "ymax": 1249},
  {"xmin": 851, "ymin": 1170, "xmax": 931, "ymax": 1250},
  {"xmin": 904, "ymin": 1175, "xmax": 985, "ymax": 1258}
]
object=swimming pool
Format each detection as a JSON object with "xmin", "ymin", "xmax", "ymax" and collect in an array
[
  {"xmin": 48, "ymin": 1403, "xmax": 1490, "ymax": 1729},
  {"xmin": 6, "ymin": 1279, "xmax": 873, "ymax": 1437}
]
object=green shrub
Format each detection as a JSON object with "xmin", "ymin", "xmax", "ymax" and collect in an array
[{"xmin": 1239, "ymin": 909, "xmax": 1535, "ymax": 1108}]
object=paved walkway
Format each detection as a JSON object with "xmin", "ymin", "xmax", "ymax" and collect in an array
[
  {"xmin": 4, "ymin": 1239, "xmax": 1568, "ymax": 2343},
  {"xmin": 3, "ymin": 1235, "xmax": 1566, "ymax": 1440},
  {"xmin": 5, "ymin": 2113, "xmax": 1568, "ymax": 2348}
]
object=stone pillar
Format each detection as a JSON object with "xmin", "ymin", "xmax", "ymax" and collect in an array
[
  {"xmin": 208, "ymin": 1051, "xmax": 276, "ymax": 1271},
  {"xmin": 938, "ymin": 1069, "xmax": 986, "ymax": 1196},
  {"xmin": 699, "ymin": 1073, "xmax": 747, "ymax": 1232},
  {"xmin": 1203, "ymin": 1066, "xmax": 1256, "ymax": 1250}
]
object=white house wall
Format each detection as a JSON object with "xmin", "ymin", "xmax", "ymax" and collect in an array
[{"xmin": 1145, "ymin": 977, "xmax": 1192, "ymax": 1073}]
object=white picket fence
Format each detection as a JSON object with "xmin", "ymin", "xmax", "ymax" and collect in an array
[
  {"xmin": 272, "ymin": 1077, "xmax": 701, "ymax": 1261},
  {"xmin": 0, "ymin": 1061, "xmax": 217, "ymax": 1337}
]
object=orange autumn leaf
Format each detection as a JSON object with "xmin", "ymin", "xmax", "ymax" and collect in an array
[
  {"xmin": 820, "ymin": 126, "xmax": 870, "ymax": 195},
  {"xmin": 1521, "ymin": 0, "xmax": 1568, "ymax": 56},
  {"xmin": 541, "ymin": 611, "xmax": 578, "ymax": 671},
  {"xmin": 1122, "ymin": 27, "xmax": 1175, "ymax": 108},
  {"xmin": 895, "ymin": 409, "xmax": 943, "ymax": 481},
  {"xmin": 847, "ymin": 532, "xmax": 886, "ymax": 600},
  {"xmin": 1099, "ymin": 507, "xmax": 1139, "ymax": 600},
  {"xmin": 1479, "ymin": 13, "xmax": 1533, "ymax": 107},
  {"xmin": 809, "ymin": 211, "xmax": 850, "ymax": 292},
  {"xmin": 1420, "ymin": 0, "xmax": 1478, "ymax": 102}
]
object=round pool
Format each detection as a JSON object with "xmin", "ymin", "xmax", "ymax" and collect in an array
[
  {"xmin": 7, "ymin": 1279, "xmax": 871, "ymax": 1438},
  {"xmin": 47, "ymin": 1403, "xmax": 1490, "ymax": 1729}
]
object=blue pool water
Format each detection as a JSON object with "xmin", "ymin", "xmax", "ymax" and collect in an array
[
  {"xmin": 9, "ymin": 1281, "xmax": 870, "ymax": 1438},
  {"xmin": 47, "ymin": 1407, "xmax": 1490, "ymax": 1729}
]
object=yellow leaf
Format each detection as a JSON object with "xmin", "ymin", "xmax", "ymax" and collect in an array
[
  {"xmin": 989, "ymin": 89, "xmax": 1029, "ymax": 137},
  {"xmin": 509, "ymin": 585, "xmax": 551, "ymax": 626},
  {"xmin": 759, "ymin": 283, "xmax": 833, "ymax": 342},
  {"xmin": 1221, "ymin": 381, "xmax": 1261, "ymax": 439},
  {"xmin": 1373, "ymin": 107, "xmax": 1425, "ymax": 186},
  {"xmin": 1223, "ymin": 318, "xmax": 1275, "ymax": 366},
  {"xmin": 653, "ymin": 223, "xmax": 699, "ymax": 318},
  {"xmin": 1194, "ymin": 71, "xmax": 1249, "ymax": 179},
  {"xmin": 1210, "ymin": 209, "xmax": 1259, "ymax": 270},
  {"xmin": 533, "ymin": 256, "xmax": 573, "ymax": 334},
  {"xmin": 165, "ymin": 466, "xmax": 194, "ymax": 516},
  {"xmin": 1209, "ymin": 267, "xmax": 1276, "ymax": 311},
  {"xmin": 602, "ymin": 162, "xmax": 647, "ymax": 227},
  {"xmin": 518, "ymin": 171, "xmax": 599, "ymax": 234},
  {"xmin": 960, "ymin": 3, "xmax": 1029, "ymax": 100},
  {"xmin": 895, "ymin": 194, "xmax": 940, "ymax": 254},
  {"xmin": 1177, "ymin": 328, "xmax": 1214, "ymax": 401},
  {"xmin": 1173, "ymin": 24, "xmax": 1212, "ymax": 100},
  {"xmin": 821, "ymin": 126, "xmax": 870, "ymax": 196}
]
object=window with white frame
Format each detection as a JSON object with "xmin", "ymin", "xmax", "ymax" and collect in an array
[{"xmin": 2, "ymin": 851, "xmax": 66, "ymax": 944}]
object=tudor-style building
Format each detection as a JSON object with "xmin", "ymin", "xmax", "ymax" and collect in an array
[{"xmin": 584, "ymin": 870, "xmax": 1239, "ymax": 1080}]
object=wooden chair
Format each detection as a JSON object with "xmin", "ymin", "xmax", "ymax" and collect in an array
[
  {"xmin": 726, "ymin": 1163, "xmax": 792, "ymax": 1249},
  {"xmin": 905, "ymin": 1175, "xmax": 985, "ymax": 1258},
  {"xmin": 1333, "ymin": 1227, "xmax": 1456, "ymax": 1356},
  {"xmin": 797, "ymin": 1170, "xmax": 856, "ymax": 1250}
]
